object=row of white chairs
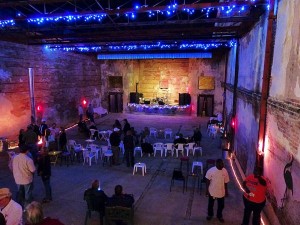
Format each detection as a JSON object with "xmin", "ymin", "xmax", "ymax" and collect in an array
[
  {"xmin": 153, "ymin": 142, "xmax": 202, "ymax": 157},
  {"xmin": 149, "ymin": 127, "xmax": 173, "ymax": 139}
]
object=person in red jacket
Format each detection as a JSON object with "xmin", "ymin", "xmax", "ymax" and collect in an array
[{"xmin": 241, "ymin": 166, "xmax": 268, "ymax": 225}]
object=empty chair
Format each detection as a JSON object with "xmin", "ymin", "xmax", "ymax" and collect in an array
[
  {"xmin": 89, "ymin": 129, "xmax": 98, "ymax": 140},
  {"xmin": 193, "ymin": 146, "xmax": 203, "ymax": 157},
  {"xmin": 149, "ymin": 128, "xmax": 157, "ymax": 137},
  {"xmin": 192, "ymin": 161, "xmax": 203, "ymax": 175},
  {"xmin": 164, "ymin": 143, "xmax": 174, "ymax": 157},
  {"xmin": 175, "ymin": 143, "xmax": 185, "ymax": 157},
  {"xmin": 164, "ymin": 128, "xmax": 173, "ymax": 139},
  {"xmin": 134, "ymin": 146, "xmax": 143, "ymax": 157},
  {"xmin": 185, "ymin": 142, "xmax": 195, "ymax": 156},
  {"xmin": 89, "ymin": 144, "xmax": 101, "ymax": 160},
  {"xmin": 83, "ymin": 149, "xmax": 97, "ymax": 166},
  {"xmin": 153, "ymin": 142, "xmax": 164, "ymax": 157},
  {"xmin": 170, "ymin": 169, "xmax": 186, "ymax": 193}
]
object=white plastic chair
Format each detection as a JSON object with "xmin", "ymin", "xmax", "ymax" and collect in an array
[
  {"xmin": 164, "ymin": 128, "xmax": 173, "ymax": 139},
  {"xmin": 119, "ymin": 141, "xmax": 125, "ymax": 155},
  {"xmin": 83, "ymin": 149, "xmax": 97, "ymax": 166},
  {"xmin": 149, "ymin": 128, "xmax": 157, "ymax": 138},
  {"xmin": 185, "ymin": 142, "xmax": 195, "ymax": 156},
  {"xmin": 175, "ymin": 143, "xmax": 185, "ymax": 157},
  {"xmin": 89, "ymin": 144, "xmax": 101, "ymax": 160},
  {"xmin": 153, "ymin": 142, "xmax": 164, "ymax": 157},
  {"xmin": 134, "ymin": 146, "xmax": 143, "ymax": 157},
  {"xmin": 193, "ymin": 146, "xmax": 203, "ymax": 156},
  {"xmin": 164, "ymin": 143, "xmax": 174, "ymax": 157}
]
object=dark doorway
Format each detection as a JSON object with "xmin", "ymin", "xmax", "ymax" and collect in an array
[
  {"xmin": 197, "ymin": 95, "xmax": 214, "ymax": 117},
  {"xmin": 109, "ymin": 92, "xmax": 123, "ymax": 113}
]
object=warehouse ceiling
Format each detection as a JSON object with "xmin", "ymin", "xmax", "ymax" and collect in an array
[{"xmin": 0, "ymin": 0, "xmax": 269, "ymax": 53}]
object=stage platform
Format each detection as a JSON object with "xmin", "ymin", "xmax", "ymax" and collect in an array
[{"xmin": 126, "ymin": 103, "xmax": 192, "ymax": 115}]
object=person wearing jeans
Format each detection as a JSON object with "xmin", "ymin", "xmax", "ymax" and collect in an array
[{"xmin": 12, "ymin": 145, "xmax": 36, "ymax": 208}]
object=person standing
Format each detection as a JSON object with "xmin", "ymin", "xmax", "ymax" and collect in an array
[
  {"xmin": 123, "ymin": 119, "xmax": 131, "ymax": 136},
  {"xmin": 0, "ymin": 188, "xmax": 23, "ymax": 225},
  {"xmin": 78, "ymin": 104, "xmax": 84, "ymax": 122},
  {"xmin": 123, "ymin": 130, "xmax": 135, "ymax": 167},
  {"xmin": 109, "ymin": 128, "xmax": 121, "ymax": 165},
  {"xmin": 58, "ymin": 127, "xmax": 67, "ymax": 152},
  {"xmin": 23, "ymin": 125, "xmax": 38, "ymax": 162},
  {"xmin": 241, "ymin": 167, "xmax": 267, "ymax": 225},
  {"xmin": 191, "ymin": 127, "xmax": 202, "ymax": 146},
  {"xmin": 39, "ymin": 120, "xmax": 48, "ymax": 138},
  {"xmin": 205, "ymin": 159, "xmax": 230, "ymax": 223},
  {"xmin": 12, "ymin": 145, "xmax": 36, "ymax": 208},
  {"xmin": 37, "ymin": 148, "xmax": 52, "ymax": 203},
  {"xmin": 87, "ymin": 104, "xmax": 95, "ymax": 123}
]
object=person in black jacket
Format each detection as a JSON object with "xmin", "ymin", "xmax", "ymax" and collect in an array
[
  {"xmin": 109, "ymin": 128, "xmax": 121, "ymax": 165},
  {"xmin": 107, "ymin": 185, "xmax": 134, "ymax": 208},
  {"xmin": 84, "ymin": 180, "xmax": 108, "ymax": 225},
  {"xmin": 123, "ymin": 130, "xmax": 135, "ymax": 167},
  {"xmin": 37, "ymin": 148, "xmax": 52, "ymax": 203},
  {"xmin": 122, "ymin": 119, "xmax": 131, "ymax": 136}
]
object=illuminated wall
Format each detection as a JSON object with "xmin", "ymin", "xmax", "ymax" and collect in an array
[
  {"xmin": 0, "ymin": 41, "xmax": 102, "ymax": 139},
  {"xmin": 224, "ymin": 0, "xmax": 300, "ymax": 224},
  {"xmin": 99, "ymin": 56, "xmax": 226, "ymax": 115},
  {"xmin": 264, "ymin": 0, "xmax": 300, "ymax": 223}
]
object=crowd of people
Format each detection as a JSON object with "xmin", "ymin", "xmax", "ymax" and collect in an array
[{"xmin": 1, "ymin": 109, "xmax": 270, "ymax": 225}]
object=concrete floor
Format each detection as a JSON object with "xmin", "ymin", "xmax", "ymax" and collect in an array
[{"xmin": 0, "ymin": 113, "xmax": 270, "ymax": 225}]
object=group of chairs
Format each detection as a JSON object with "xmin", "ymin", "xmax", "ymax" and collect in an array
[
  {"xmin": 149, "ymin": 127, "xmax": 173, "ymax": 139},
  {"xmin": 65, "ymin": 140, "xmax": 112, "ymax": 166},
  {"xmin": 152, "ymin": 142, "xmax": 202, "ymax": 158}
]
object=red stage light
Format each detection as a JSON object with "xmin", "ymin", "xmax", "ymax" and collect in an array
[
  {"xmin": 231, "ymin": 118, "xmax": 235, "ymax": 128},
  {"xmin": 37, "ymin": 105, "xmax": 42, "ymax": 112},
  {"xmin": 82, "ymin": 99, "xmax": 87, "ymax": 106}
]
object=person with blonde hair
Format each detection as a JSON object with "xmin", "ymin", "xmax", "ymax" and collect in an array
[{"xmin": 25, "ymin": 201, "xmax": 64, "ymax": 225}]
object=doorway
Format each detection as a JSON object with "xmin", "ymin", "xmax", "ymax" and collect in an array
[
  {"xmin": 109, "ymin": 92, "xmax": 123, "ymax": 113},
  {"xmin": 197, "ymin": 94, "xmax": 214, "ymax": 117}
]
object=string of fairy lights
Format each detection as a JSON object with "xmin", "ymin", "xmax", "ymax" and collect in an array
[
  {"xmin": 0, "ymin": 1, "xmax": 269, "ymax": 27},
  {"xmin": 44, "ymin": 40, "xmax": 237, "ymax": 53}
]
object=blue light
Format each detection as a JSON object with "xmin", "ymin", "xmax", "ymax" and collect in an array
[
  {"xmin": 97, "ymin": 52, "xmax": 212, "ymax": 60},
  {"xmin": 0, "ymin": 19, "xmax": 15, "ymax": 27},
  {"xmin": 45, "ymin": 40, "xmax": 237, "ymax": 53}
]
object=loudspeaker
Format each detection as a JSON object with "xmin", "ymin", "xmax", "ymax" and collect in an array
[
  {"xmin": 129, "ymin": 92, "xmax": 139, "ymax": 103},
  {"xmin": 179, "ymin": 93, "xmax": 191, "ymax": 105}
]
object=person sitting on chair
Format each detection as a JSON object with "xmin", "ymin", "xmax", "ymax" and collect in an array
[
  {"xmin": 174, "ymin": 133, "xmax": 187, "ymax": 145},
  {"xmin": 84, "ymin": 180, "xmax": 108, "ymax": 225},
  {"xmin": 107, "ymin": 185, "xmax": 134, "ymax": 208}
]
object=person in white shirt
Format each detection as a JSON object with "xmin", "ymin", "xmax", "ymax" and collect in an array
[
  {"xmin": 0, "ymin": 188, "xmax": 22, "ymax": 225},
  {"xmin": 205, "ymin": 159, "xmax": 230, "ymax": 223},
  {"xmin": 12, "ymin": 145, "xmax": 36, "ymax": 208}
]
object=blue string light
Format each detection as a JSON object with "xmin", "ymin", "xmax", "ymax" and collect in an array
[
  {"xmin": 0, "ymin": 1, "xmax": 267, "ymax": 26},
  {"xmin": 0, "ymin": 20, "xmax": 15, "ymax": 27},
  {"xmin": 45, "ymin": 40, "xmax": 236, "ymax": 53}
]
